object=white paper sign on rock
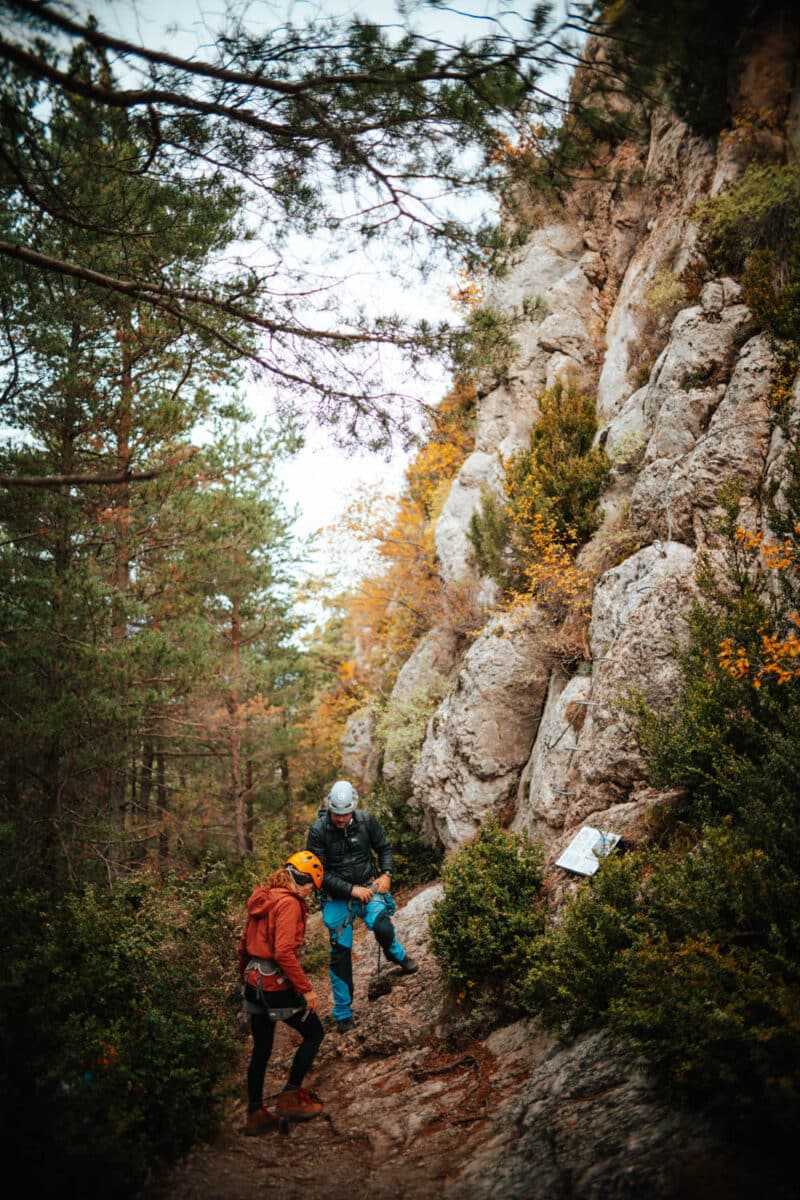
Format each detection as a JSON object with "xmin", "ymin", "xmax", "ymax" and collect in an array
[{"xmin": 556, "ymin": 826, "xmax": 621, "ymax": 876}]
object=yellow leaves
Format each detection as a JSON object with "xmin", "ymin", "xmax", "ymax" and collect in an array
[
  {"xmin": 449, "ymin": 268, "xmax": 486, "ymax": 315},
  {"xmin": 507, "ymin": 511, "xmax": 592, "ymax": 621},
  {"xmin": 718, "ymin": 529, "xmax": 800, "ymax": 688}
]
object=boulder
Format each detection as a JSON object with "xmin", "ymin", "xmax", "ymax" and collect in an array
[
  {"xmin": 381, "ymin": 627, "xmax": 463, "ymax": 793},
  {"xmin": 411, "ymin": 604, "xmax": 552, "ymax": 849}
]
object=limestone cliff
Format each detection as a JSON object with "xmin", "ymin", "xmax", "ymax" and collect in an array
[
  {"xmin": 328, "ymin": 18, "xmax": 800, "ymax": 1199},
  {"xmin": 392, "ymin": 25, "xmax": 800, "ymax": 873}
]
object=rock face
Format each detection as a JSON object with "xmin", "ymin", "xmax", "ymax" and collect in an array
[
  {"xmin": 341, "ymin": 706, "xmax": 382, "ymax": 789},
  {"xmin": 511, "ymin": 541, "xmax": 696, "ymax": 853},
  {"xmin": 380, "ymin": 627, "xmax": 462, "ymax": 794},
  {"xmin": 404, "ymin": 97, "xmax": 789, "ymax": 867},
  {"xmin": 453, "ymin": 1030, "xmax": 722, "ymax": 1200},
  {"xmin": 410, "ymin": 605, "xmax": 552, "ymax": 849}
]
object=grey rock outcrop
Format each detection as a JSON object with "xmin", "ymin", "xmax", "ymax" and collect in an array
[
  {"xmin": 513, "ymin": 542, "xmax": 696, "ymax": 856},
  {"xmin": 411, "ymin": 604, "xmax": 552, "ymax": 849},
  {"xmin": 407, "ymin": 90, "xmax": 785, "ymax": 857},
  {"xmin": 381, "ymin": 627, "xmax": 462, "ymax": 794},
  {"xmin": 341, "ymin": 706, "xmax": 382, "ymax": 789}
]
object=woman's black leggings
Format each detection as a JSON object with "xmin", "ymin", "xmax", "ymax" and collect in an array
[{"xmin": 246, "ymin": 988, "xmax": 324, "ymax": 1108}]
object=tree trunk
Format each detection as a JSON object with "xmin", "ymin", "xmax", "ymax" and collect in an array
[
  {"xmin": 245, "ymin": 758, "xmax": 254, "ymax": 856},
  {"xmin": 44, "ymin": 351, "xmax": 78, "ymax": 886},
  {"xmin": 157, "ymin": 742, "xmax": 168, "ymax": 863},
  {"xmin": 135, "ymin": 737, "xmax": 154, "ymax": 863},
  {"xmin": 107, "ymin": 321, "xmax": 133, "ymax": 879},
  {"xmin": 229, "ymin": 595, "xmax": 248, "ymax": 857}
]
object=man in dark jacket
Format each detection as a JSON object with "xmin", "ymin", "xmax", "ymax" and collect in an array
[{"xmin": 307, "ymin": 780, "xmax": 417, "ymax": 1032}]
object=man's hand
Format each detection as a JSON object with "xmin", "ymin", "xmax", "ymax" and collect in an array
[
  {"xmin": 351, "ymin": 885, "xmax": 373, "ymax": 902},
  {"xmin": 304, "ymin": 987, "xmax": 320, "ymax": 1014},
  {"xmin": 372, "ymin": 874, "xmax": 391, "ymax": 895}
]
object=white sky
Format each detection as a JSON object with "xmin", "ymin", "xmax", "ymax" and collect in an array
[
  {"xmin": 75, "ymin": 2, "xmax": 572, "ymax": 591},
  {"xmin": 94, "ymin": 0, "xmax": 488, "ymax": 552}
]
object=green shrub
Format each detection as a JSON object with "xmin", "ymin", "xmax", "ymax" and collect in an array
[
  {"xmin": 469, "ymin": 382, "xmax": 610, "ymax": 593},
  {"xmin": 369, "ymin": 781, "xmax": 443, "ymax": 888},
  {"xmin": 611, "ymin": 937, "xmax": 800, "ymax": 1134},
  {"xmin": 519, "ymin": 854, "xmax": 646, "ymax": 1034},
  {"xmin": 633, "ymin": 483, "xmax": 800, "ymax": 842},
  {"xmin": 696, "ymin": 160, "xmax": 800, "ymax": 346},
  {"xmin": 0, "ymin": 865, "xmax": 245, "ymax": 1196},
  {"xmin": 429, "ymin": 819, "xmax": 545, "ymax": 999}
]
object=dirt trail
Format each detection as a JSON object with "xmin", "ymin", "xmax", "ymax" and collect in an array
[{"xmin": 139, "ymin": 890, "xmax": 530, "ymax": 1200}]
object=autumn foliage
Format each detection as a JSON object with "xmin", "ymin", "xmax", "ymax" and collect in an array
[
  {"xmin": 469, "ymin": 382, "xmax": 609, "ymax": 629},
  {"xmin": 718, "ymin": 525, "xmax": 800, "ymax": 687},
  {"xmin": 295, "ymin": 380, "xmax": 478, "ymax": 792}
]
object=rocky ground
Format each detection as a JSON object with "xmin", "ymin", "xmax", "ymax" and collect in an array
[
  {"xmin": 139, "ymin": 886, "xmax": 520, "ymax": 1200},
  {"xmin": 137, "ymin": 887, "xmax": 793, "ymax": 1200}
]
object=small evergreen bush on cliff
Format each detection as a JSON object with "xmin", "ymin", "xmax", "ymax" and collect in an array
[
  {"xmin": 468, "ymin": 381, "xmax": 610, "ymax": 596},
  {"xmin": 697, "ymin": 160, "xmax": 800, "ymax": 348},
  {"xmin": 429, "ymin": 820, "xmax": 545, "ymax": 1000}
]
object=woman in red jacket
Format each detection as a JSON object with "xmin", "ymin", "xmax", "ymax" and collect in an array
[{"xmin": 238, "ymin": 850, "xmax": 325, "ymax": 1133}]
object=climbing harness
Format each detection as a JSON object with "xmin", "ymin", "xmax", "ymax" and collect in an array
[
  {"xmin": 245, "ymin": 955, "xmax": 306, "ymax": 1019},
  {"xmin": 329, "ymin": 900, "xmax": 357, "ymax": 946}
]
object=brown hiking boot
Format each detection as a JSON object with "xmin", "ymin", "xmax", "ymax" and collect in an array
[
  {"xmin": 276, "ymin": 1086, "xmax": 323, "ymax": 1121},
  {"xmin": 244, "ymin": 1105, "xmax": 279, "ymax": 1135}
]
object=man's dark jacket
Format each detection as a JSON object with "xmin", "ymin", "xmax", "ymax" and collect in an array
[{"xmin": 306, "ymin": 810, "xmax": 394, "ymax": 900}]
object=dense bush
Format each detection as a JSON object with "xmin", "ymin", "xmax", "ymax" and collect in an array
[
  {"xmin": 697, "ymin": 160, "xmax": 800, "ymax": 349},
  {"xmin": 0, "ymin": 864, "xmax": 250, "ymax": 1197},
  {"xmin": 518, "ymin": 468, "xmax": 800, "ymax": 1141},
  {"xmin": 469, "ymin": 381, "xmax": 610, "ymax": 594},
  {"xmin": 429, "ymin": 820, "xmax": 544, "ymax": 999},
  {"xmin": 519, "ymin": 854, "xmax": 646, "ymax": 1034}
]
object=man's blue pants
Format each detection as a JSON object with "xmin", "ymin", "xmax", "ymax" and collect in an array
[{"xmin": 322, "ymin": 894, "xmax": 407, "ymax": 1021}]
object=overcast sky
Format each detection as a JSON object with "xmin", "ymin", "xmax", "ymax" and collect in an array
[
  {"xmin": 86, "ymin": 1, "xmax": 500, "ymax": 561},
  {"xmin": 77, "ymin": 2, "xmax": 571, "ymax": 594}
]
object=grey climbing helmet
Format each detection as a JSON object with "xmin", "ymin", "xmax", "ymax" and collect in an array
[{"xmin": 328, "ymin": 779, "xmax": 358, "ymax": 814}]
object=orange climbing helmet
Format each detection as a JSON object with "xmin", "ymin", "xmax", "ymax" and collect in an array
[{"xmin": 285, "ymin": 850, "xmax": 324, "ymax": 891}]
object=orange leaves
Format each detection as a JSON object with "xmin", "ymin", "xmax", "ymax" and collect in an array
[
  {"xmin": 337, "ymin": 659, "xmax": 357, "ymax": 683},
  {"xmin": 489, "ymin": 121, "xmax": 550, "ymax": 166},
  {"xmin": 718, "ymin": 527, "xmax": 800, "ymax": 688},
  {"xmin": 507, "ymin": 510, "xmax": 592, "ymax": 621},
  {"xmin": 759, "ymin": 616, "xmax": 800, "ymax": 684},
  {"xmin": 718, "ymin": 638, "xmax": 751, "ymax": 680},
  {"xmin": 734, "ymin": 526, "xmax": 797, "ymax": 571},
  {"xmin": 448, "ymin": 268, "xmax": 486, "ymax": 315}
]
